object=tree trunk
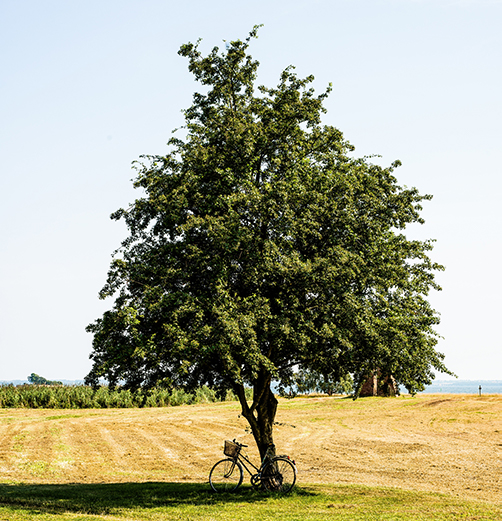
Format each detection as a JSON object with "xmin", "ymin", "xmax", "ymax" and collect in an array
[{"xmin": 235, "ymin": 370, "xmax": 278, "ymax": 461}]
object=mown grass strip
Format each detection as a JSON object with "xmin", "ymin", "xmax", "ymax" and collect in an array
[{"xmin": 0, "ymin": 482, "xmax": 500, "ymax": 521}]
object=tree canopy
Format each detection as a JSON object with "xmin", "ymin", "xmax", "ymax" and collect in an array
[
  {"xmin": 86, "ymin": 27, "xmax": 451, "ymax": 457},
  {"xmin": 28, "ymin": 373, "xmax": 62, "ymax": 385}
]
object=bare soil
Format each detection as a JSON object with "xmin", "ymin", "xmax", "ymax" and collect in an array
[{"xmin": 0, "ymin": 394, "xmax": 500, "ymax": 503}]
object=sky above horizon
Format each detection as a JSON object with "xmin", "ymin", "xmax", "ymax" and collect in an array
[{"xmin": 1, "ymin": 0, "xmax": 501, "ymax": 382}]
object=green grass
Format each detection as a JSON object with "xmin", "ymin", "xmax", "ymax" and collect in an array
[{"xmin": 0, "ymin": 482, "xmax": 500, "ymax": 520}]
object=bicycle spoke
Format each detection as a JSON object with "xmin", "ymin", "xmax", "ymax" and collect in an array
[
  {"xmin": 262, "ymin": 457, "xmax": 296, "ymax": 493},
  {"xmin": 209, "ymin": 459, "xmax": 243, "ymax": 492}
]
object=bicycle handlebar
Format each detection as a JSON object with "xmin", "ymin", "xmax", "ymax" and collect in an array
[
  {"xmin": 231, "ymin": 439, "xmax": 278, "ymax": 450},
  {"xmin": 231, "ymin": 439, "xmax": 278, "ymax": 451}
]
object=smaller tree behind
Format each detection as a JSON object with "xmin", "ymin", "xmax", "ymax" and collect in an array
[{"xmin": 28, "ymin": 373, "xmax": 62, "ymax": 385}]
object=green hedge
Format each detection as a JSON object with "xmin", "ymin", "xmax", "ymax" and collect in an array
[{"xmin": 0, "ymin": 384, "xmax": 248, "ymax": 409}]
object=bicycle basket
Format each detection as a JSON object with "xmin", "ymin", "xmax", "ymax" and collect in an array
[{"xmin": 224, "ymin": 440, "xmax": 240, "ymax": 457}]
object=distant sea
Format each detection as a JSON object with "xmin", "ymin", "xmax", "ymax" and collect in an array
[{"xmin": 419, "ymin": 380, "xmax": 502, "ymax": 395}]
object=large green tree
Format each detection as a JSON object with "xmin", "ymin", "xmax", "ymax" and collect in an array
[{"xmin": 86, "ymin": 27, "xmax": 451, "ymax": 458}]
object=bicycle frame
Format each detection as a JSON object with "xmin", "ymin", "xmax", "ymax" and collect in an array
[
  {"xmin": 231, "ymin": 442, "xmax": 276, "ymax": 478},
  {"xmin": 233, "ymin": 450, "xmax": 261, "ymax": 477}
]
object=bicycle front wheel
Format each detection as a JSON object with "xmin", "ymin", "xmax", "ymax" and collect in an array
[
  {"xmin": 209, "ymin": 458, "xmax": 243, "ymax": 492},
  {"xmin": 261, "ymin": 457, "xmax": 296, "ymax": 493}
]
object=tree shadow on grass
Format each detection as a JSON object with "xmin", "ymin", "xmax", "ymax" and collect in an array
[{"xmin": 0, "ymin": 481, "xmax": 314, "ymax": 516}]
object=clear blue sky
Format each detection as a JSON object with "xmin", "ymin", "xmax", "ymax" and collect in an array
[{"xmin": 1, "ymin": 0, "xmax": 501, "ymax": 381}]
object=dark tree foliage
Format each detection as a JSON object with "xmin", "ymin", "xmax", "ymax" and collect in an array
[
  {"xmin": 27, "ymin": 373, "xmax": 62, "ymax": 385},
  {"xmin": 284, "ymin": 369, "xmax": 353, "ymax": 397},
  {"xmin": 86, "ymin": 27, "xmax": 451, "ymax": 457}
]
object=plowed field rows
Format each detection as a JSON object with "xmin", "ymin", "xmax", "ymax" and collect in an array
[{"xmin": 1, "ymin": 394, "xmax": 501, "ymax": 503}]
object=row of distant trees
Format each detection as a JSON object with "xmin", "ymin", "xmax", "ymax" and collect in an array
[
  {"xmin": 279, "ymin": 369, "xmax": 353, "ymax": 397},
  {"xmin": 25, "ymin": 371, "xmax": 353, "ymax": 396}
]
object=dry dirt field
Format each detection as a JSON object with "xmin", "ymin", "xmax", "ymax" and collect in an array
[{"xmin": 0, "ymin": 394, "xmax": 500, "ymax": 503}]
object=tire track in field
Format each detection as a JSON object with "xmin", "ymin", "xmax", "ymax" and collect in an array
[{"xmin": 1, "ymin": 396, "xmax": 501, "ymax": 502}]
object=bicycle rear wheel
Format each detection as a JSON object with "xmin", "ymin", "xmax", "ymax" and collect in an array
[
  {"xmin": 261, "ymin": 457, "xmax": 296, "ymax": 493},
  {"xmin": 209, "ymin": 458, "xmax": 243, "ymax": 492}
]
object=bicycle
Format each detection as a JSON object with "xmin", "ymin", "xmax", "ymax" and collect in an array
[{"xmin": 209, "ymin": 439, "xmax": 296, "ymax": 493}]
